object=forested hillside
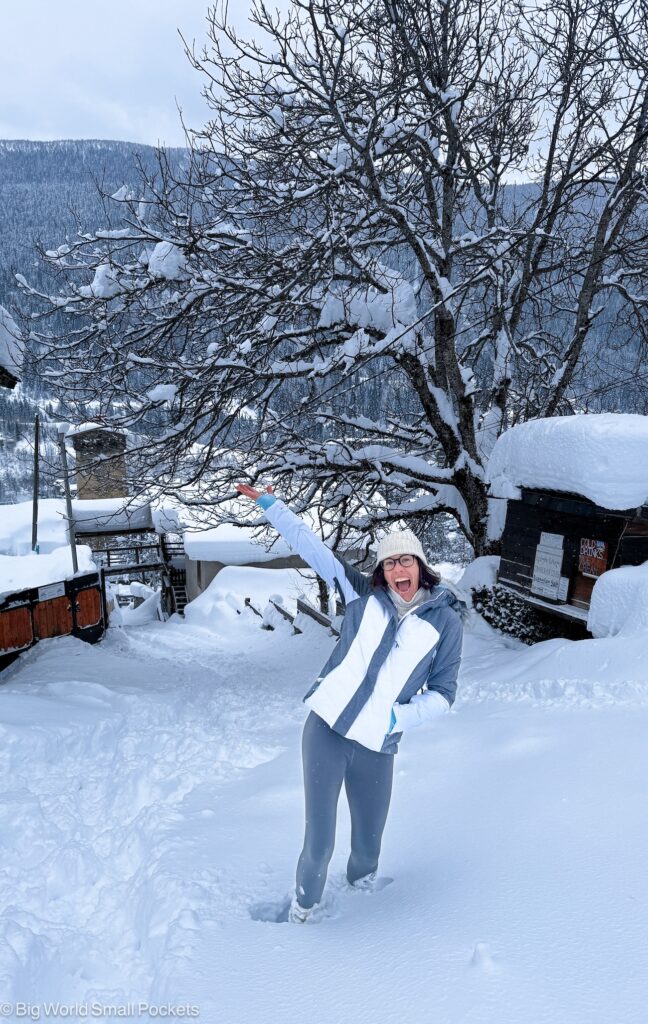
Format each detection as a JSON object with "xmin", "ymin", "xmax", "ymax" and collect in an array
[
  {"xmin": 0, "ymin": 139, "xmax": 186, "ymax": 317},
  {"xmin": 0, "ymin": 137, "xmax": 646, "ymax": 509},
  {"xmin": 0, "ymin": 140, "xmax": 186, "ymax": 501}
]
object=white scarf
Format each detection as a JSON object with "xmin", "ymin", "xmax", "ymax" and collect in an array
[{"xmin": 387, "ymin": 586, "xmax": 430, "ymax": 621}]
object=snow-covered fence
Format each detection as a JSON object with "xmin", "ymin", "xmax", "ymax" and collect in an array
[
  {"xmin": 245, "ymin": 596, "xmax": 340, "ymax": 638},
  {"xmin": 0, "ymin": 570, "xmax": 105, "ymax": 670}
]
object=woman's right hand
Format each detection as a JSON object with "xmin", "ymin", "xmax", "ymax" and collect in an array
[{"xmin": 236, "ymin": 483, "xmax": 274, "ymax": 501}]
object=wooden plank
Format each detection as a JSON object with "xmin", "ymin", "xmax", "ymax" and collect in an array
[
  {"xmin": 101, "ymin": 561, "xmax": 164, "ymax": 576},
  {"xmin": 244, "ymin": 597, "xmax": 264, "ymax": 619},
  {"xmin": 570, "ymin": 573, "xmax": 595, "ymax": 609},
  {"xmin": 74, "ymin": 587, "xmax": 102, "ymax": 629},
  {"xmin": 498, "ymin": 561, "xmax": 533, "ymax": 585},
  {"xmin": 0, "ymin": 606, "xmax": 33, "ymax": 653},
  {"xmin": 296, "ymin": 599, "xmax": 341, "ymax": 637},
  {"xmin": 33, "ymin": 596, "xmax": 73, "ymax": 640},
  {"xmin": 520, "ymin": 488, "xmax": 632, "ymax": 518},
  {"xmin": 268, "ymin": 599, "xmax": 302, "ymax": 635}
]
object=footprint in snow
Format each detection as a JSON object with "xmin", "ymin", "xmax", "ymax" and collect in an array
[{"xmin": 248, "ymin": 875, "xmax": 394, "ymax": 923}]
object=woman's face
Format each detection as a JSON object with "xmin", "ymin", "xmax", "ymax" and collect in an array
[{"xmin": 382, "ymin": 555, "xmax": 420, "ymax": 602}]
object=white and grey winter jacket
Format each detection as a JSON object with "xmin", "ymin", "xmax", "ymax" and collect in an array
[{"xmin": 258, "ymin": 498, "xmax": 463, "ymax": 754}]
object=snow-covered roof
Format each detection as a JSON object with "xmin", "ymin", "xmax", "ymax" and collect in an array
[
  {"xmin": 72, "ymin": 499, "xmax": 155, "ymax": 534},
  {"xmin": 184, "ymin": 524, "xmax": 294, "ymax": 564},
  {"xmin": 487, "ymin": 414, "xmax": 648, "ymax": 510},
  {"xmin": 0, "ymin": 498, "xmax": 180, "ymax": 555},
  {"xmin": 66, "ymin": 422, "xmax": 110, "ymax": 437}
]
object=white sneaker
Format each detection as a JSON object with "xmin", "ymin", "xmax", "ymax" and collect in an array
[
  {"xmin": 288, "ymin": 897, "xmax": 313, "ymax": 923},
  {"xmin": 349, "ymin": 871, "xmax": 377, "ymax": 892}
]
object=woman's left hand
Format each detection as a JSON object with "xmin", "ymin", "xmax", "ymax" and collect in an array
[{"xmin": 236, "ymin": 483, "xmax": 274, "ymax": 501}]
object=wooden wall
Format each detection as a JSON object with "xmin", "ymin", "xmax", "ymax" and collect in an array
[
  {"xmin": 498, "ymin": 489, "xmax": 648, "ymax": 610},
  {"xmin": 0, "ymin": 572, "xmax": 105, "ymax": 671}
]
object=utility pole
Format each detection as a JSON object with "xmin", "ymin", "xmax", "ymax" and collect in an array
[
  {"xmin": 58, "ymin": 431, "xmax": 78, "ymax": 573},
  {"xmin": 31, "ymin": 413, "xmax": 40, "ymax": 552}
]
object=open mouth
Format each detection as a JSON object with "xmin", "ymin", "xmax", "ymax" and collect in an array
[{"xmin": 395, "ymin": 579, "xmax": 412, "ymax": 593}]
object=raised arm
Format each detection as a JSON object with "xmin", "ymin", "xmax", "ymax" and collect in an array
[{"xmin": 236, "ymin": 484, "xmax": 370, "ymax": 604}]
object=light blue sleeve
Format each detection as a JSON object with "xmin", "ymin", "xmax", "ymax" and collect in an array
[
  {"xmin": 257, "ymin": 493, "xmax": 276, "ymax": 510},
  {"xmin": 256, "ymin": 497, "xmax": 369, "ymax": 604}
]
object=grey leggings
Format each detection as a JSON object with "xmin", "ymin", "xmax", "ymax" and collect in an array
[{"xmin": 296, "ymin": 711, "xmax": 394, "ymax": 908}]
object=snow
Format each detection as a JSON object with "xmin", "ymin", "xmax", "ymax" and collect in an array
[
  {"xmin": 184, "ymin": 524, "xmax": 293, "ymax": 564},
  {"xmin": 147, "ymin": 384, "xmax": 178, "ymax": 404},
  {"xmin": 147, "ymin": 242, "xmax": 188, "ymax": 281},
  {"xmin": 488, "ymin": 414, "xmax": 648, "ymax": 509},
  {"xmin": 79, "ymin": 263, "xmax": 123, "ymax": 299},
  {"xmin": 317, "ymin": 263, "xmax": 418, "ymax": 336},
  {"xmin": 587, "ymin": 562, "xmax": 648, "ymax": 639},
  {"xmin": 1, "ymin": 580, "xmax": 648, "ymax": 1022},
  {"xmin": 0, "ymin": 499, "xmax": 180, "ymax": 557},
  {"xmin": 183, "ymin": 565, "xmax": 318, "ymax": 630},
  {"xmin": 0, "ymin": 499, "xmax": 70, "ymax": 555},
  {"xmin": 0, "ymin": 304, "xmax": 24, "ymax": 380},
  {"xmin": 65, "ymin": 421, "xmax": 106, "ymax": 437},
  {"xmin": 457, "ymin": 555, "xmax": 500, "ymax": 598},
  {"xmin": 0, "ymin": 546, "xmax": 96, "ymax": 600},
  {"xmin": 72, "ymin": 499, "xmax": 155, "ymax": 535}
]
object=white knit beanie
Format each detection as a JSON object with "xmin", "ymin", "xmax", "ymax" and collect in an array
[{"xmin": 375, "ymin": 529, "xmax": 430, "ymax": 569}]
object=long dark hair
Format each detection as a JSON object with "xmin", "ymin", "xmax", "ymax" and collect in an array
[{"xmin": 372, "ymin": 556, "xmax": 440, "ymax": 591}]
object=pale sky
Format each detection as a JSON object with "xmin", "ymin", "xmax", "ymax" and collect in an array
[{"xmin": 1, "ymin": 1, "xmax": 284, "ymax": 148}]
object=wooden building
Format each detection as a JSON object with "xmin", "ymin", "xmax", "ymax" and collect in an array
[
  {"xmin": 497, "ymin": 489, "xmax": 648, "ymax": 623},
  {"xmin": 489, "ymin": 414, "xmax": 648, "ymax": 624}
]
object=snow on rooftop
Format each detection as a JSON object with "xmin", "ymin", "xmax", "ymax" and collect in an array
[
  {"xmin": 72, "ymin": 498, "xmax": 155, "ymax": 534},
  {"xmin": 0, "ymin": 545, "xmax": 96, "ymax": 601},
  {"xmin": 0, "ymin": 499, "xmax": 180, "ymax": 556},
  {"xmin": 487, "ymin": 414, "xmax": 648, "ymax": 510},
  {"xmin": 184, "ymin": 524, "xmax": 294, "ymax": 563},
  {"xmin": 0, "ymin": 499, "xmax": 70, "ymax": 556},
  {"xmin": 66, "ymin": 422, "xmax": 110, "ymax": 437}
]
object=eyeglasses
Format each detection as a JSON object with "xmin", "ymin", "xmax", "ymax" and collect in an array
[{"xmin": 382, "ymin": 554, "xmax": 416, "ymax": 571}]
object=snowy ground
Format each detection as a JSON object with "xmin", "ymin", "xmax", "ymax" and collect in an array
[{"xmin": 1, "ymin": 573, "xmax": 648, "ymax": 1024}]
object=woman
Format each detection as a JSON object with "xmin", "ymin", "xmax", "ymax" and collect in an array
[{"xmin": 236, "ymin": 483, "xmax": 463, "ymax": 923}]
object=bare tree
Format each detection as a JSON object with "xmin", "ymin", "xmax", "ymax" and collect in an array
[{"xmin": 20, "ymin": 0, "xmax": 648, "ymax": 554}]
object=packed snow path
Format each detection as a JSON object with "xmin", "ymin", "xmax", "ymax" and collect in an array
[{"xmin": 1, "ymin": 607, "xmax": 647, "ymax": 1024}]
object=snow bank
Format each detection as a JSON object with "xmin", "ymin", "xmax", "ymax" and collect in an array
[
  {"xmin": 457, "ymin": 555, "xmax": 500, "ymax": 596},
  {"xmin": 3, "ymin": 592, "xmax": 648, "ymax": 1021},
  {"xmin": 0, "ymin": 546, "xmax": 96, "ymax": 599},
  {"xmin": 488, "ymin": 414, "xmax": 648, "ymax": 509},
  {"xmin": 460, "ymin": 613, "xmax": 648, "ymax": 705},
  {"xmin": 184, "ymin": 565, "xmax": 318, "ymax": 630},
  {"xmin": 0, "ymin": 499, "xmax": 69, "ymax": 555},
  {"xmin": 587, "ymin": 562, "xmax": 648, "ymax": 639}
]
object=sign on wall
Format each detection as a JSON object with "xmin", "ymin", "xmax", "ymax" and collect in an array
[
  {"xmin": 579, "ymin": 538, "xmax": 608, "ymax": 578},
  {"xmin": 530, "ymin": 532, "xmax": 565, "ymax": 600}
]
